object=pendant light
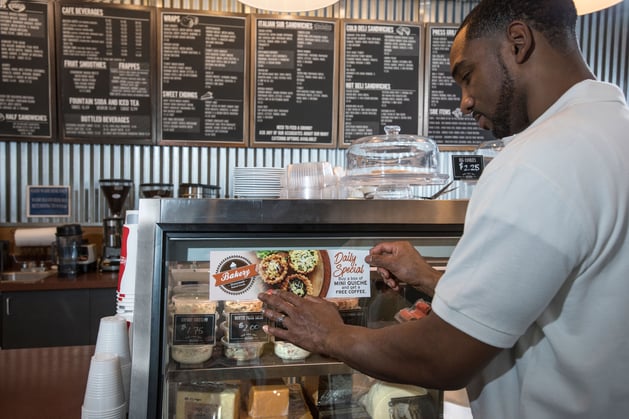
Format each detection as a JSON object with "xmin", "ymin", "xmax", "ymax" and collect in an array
[
  {"xmin": 238, "ymin": 0, "xmax": 339, "ymax": 12},
  {"xmin": 573, "ymin": 0, "xmax": 623, "ymax": 15}
]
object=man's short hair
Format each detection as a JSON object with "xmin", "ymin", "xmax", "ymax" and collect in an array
[{"xmin": 460, "ymin": 0, "xmax": 578, "ymax": 50}]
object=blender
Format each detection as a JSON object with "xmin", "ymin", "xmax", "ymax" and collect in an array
[{"xmin": 99, "ymin": 179, "xmax": 133, "ymax": 271}]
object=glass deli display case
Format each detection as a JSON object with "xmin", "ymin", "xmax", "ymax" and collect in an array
[{"xmin": 129, "ymin": 199, "xmax": 467, "ymax": 418}]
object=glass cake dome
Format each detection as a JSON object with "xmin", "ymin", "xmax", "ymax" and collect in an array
[{"xmin": 344, "ymin": 125, "xmax": 449, "ymax": 186}]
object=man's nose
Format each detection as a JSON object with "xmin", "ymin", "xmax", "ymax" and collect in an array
[{"xmin": 460, "ymin": 93, "xmax": 474, "ymax": 115}]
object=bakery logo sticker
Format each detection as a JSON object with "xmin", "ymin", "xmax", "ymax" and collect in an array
[{"xmin": 211, "ymin": 254, "xmax": 259, "ymax": 298}]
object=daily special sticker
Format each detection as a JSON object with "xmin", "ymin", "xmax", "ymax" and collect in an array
[
  {"xmin": 326, "ymin": 249, "xmax": 371, "ymax": 298},
  {"xmin": 208, "ymin": 249, "xmax": 371, "ymax": 301}
]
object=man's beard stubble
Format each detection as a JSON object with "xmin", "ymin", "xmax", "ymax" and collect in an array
[{"xmin": 491, "ymin": 55, "xmax": 529, "ymax": 139}]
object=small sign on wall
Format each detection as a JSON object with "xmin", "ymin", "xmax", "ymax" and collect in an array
[
  {"xmin": 27, "ymin": 185, "xmax": 71, "ymax": 217},
  {"xmin": 451, "ymin": 155, "xmax": 484, "ymax": 181}
]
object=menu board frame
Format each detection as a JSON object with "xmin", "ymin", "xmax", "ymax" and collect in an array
[
  {"xmin": 339, "ymin": 19, "xmax": 424, "ymax": 148},
  {"xmin": 0, "ymin": 0, "xmax": 56, "ymax": 142},
  {"xmin": 250, "ymin": 14, "xmax": 339, "ymax": 148},
  {"xmin": 157, "ymin": 10, "xmax": 249, "ymax": 147},
  {"xmin": 55, "ymin": 1, "xmax": 156, "ymax": 145},
  {"xmin": 423, "ymin": 23, "xmax": 494, "ymax": 150}
]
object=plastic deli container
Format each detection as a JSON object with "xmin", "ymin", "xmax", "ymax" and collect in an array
[
  {"xmin": 169, "ymin": 294, "xmax": 218, "ymax": 364},
  {"xmin": 221, "ymin": 336, "xmax": 266, "ymax": 361},
  {"xmin": 220, "ymin": 322, "xmax": 266, "ymax": 361},
  {"xmin": 220, "ymin": 301, "xmax": 267, "ymax": 361},
  {"xmin": 273, "ymin": 340, "xmax": 311, "ymax": 360}
]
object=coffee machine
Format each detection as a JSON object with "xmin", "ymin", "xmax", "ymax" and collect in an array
[{"xmin": 99, "ymin": 179, "xmax": 133, "ymax": 271}]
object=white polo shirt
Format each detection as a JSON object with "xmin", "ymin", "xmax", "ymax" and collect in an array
[{"xmin": 432, "ymin": 80, "xmax": 629, "ymax": 418}]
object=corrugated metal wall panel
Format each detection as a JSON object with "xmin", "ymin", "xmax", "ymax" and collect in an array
[
  {"xmin": 578, "ymin": 2, "xmax": 629, "ymax": 93},
  {"xmin": 1, "ymin": 0, "xmax": 628, "ymax": 225},
  {"xmin": 420, "ymin": 0, "xmax": 476, "ymax": 23}
]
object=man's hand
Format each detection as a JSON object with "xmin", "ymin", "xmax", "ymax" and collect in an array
[
  {"xmin": 365, "ymin": 241, "xmax": 442, "ymax": 296},
  {"xmin": 258, "ymin": 289, "xmax": 345, "ymax": 355}
]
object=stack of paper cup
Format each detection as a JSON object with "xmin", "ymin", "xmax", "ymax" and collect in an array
[
  {"xmin": 117, "ymin": 210, "xmax": 138, "ymax": 324},
  {"xmin": 94, "ymin": 316, "xmax": 131, "ymax": 412},
  {"xmin": 82, "ymin": 353, "xmax": 126, "ymax": 419}
]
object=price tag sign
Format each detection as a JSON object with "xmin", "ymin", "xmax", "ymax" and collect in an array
[
  {"xmin": 227, "ymin": 312, "xmax": 267, "ymax": 343},
  {"xmin": 173, "ymin": 314, "xmax": 216, "ymax": 345},
  {"xmin": 452, "ymin": 155, "xmax": 484, "ymax": 180}
]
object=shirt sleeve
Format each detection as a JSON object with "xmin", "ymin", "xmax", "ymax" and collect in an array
[{"xmin": 432, "ymin": 158, "xmax": 592, "ymax": 348}]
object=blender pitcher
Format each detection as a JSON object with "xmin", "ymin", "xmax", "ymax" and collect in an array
[{"xmin": 55, "ymin": 224, "xmax": 83, "ymax": 277}]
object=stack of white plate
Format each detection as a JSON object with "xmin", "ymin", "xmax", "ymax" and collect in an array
[{"xmin": 232, "ymin": 167, "xmax": 285, "ymax": 198}]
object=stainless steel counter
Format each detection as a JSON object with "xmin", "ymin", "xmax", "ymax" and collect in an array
[{"xmin": 152, "ymin": 198, "xmax": 468, "ymax": 227}]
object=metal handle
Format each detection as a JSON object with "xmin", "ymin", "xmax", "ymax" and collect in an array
[
  {"xmin": 5, "ymin": 297, "xmax": 10, "ymax": 316},
  {"xmin": 420, "ymin": 180, "xmax": 458, "ymax": 200}
]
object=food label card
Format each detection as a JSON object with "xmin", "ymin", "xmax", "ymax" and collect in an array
[
  {"xmin": 172, "ymin": 314, "xmax": 216, "ymax": 345},
  {"xmin": 208, "ymin": 249, "xmax": 371, "ymax": 301}
]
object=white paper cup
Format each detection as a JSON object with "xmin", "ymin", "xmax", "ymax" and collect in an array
[
  {"xmin": 82, "ymin": 402, "xmax": 127, "ymax": 419},
  {"xmin": 116, "ymin": 297, "xmax": 135, "ymax": 304},
  {"xmin": 115, "ymin": 310, "xmax": 133, "ymax": 319},
  {"xmin": 117, "ymin": 222, "xmax": 137, "ymax": 295},
  {"xmin": 120, "ymin": 360, "xmax": 131, "ymax": 406},
  {"xmin": 115, "ymin": 302, "xmax": 134, "ymax": 312},
  {"xmin": 94, "ymin": 316, "xmax": 131, "ymax": 363},
  {"xmin": 127, "ymin": 320, "xmax": 134, "ymax": 356},
  {"xmin": 83, "ymin": 353, "xmax": 125, "ymax": 412}
]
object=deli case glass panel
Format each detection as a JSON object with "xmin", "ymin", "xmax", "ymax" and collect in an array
[{"xmin": 129, "ymin": 199, "xmax": 467, "ymax": 419}]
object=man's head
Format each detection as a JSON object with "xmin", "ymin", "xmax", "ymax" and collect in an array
[
  {"xmin": 461, "ymin": 0, "xmax": 578, "ymax": 50},
  {"xmin": 450, "ymin": 0, "xmax": 586, "ymax": 138}
]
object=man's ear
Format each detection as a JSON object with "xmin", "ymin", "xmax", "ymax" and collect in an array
[{"xmin": 507, "ymin": 21, "xmax": 534, "ymax": 63}]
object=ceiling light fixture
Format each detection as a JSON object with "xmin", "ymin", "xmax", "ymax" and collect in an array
[
  {"xmin": 573, "ymin": 0, "xmax": 623, "ymax": 15},
  {"xmin": 238, "ymin": 0, "xmax": 340, "ymax": 13}
]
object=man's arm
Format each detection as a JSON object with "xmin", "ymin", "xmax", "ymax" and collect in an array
[{"xmin": 259, "ymin": 290, "xmax": 500, "ymax": 390}]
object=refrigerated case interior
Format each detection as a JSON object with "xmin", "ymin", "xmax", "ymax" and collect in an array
[{"xmin": 129, "ymin": 199, "xmax": 467, "ymax": 418}]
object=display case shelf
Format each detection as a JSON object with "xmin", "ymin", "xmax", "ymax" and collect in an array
[{"xmin": 169, "ymin": 346, "xmax": 353, "ymax": 382}]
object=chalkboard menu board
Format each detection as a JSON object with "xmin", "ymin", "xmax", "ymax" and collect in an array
[
  {"xmin": 251, "ymin": 16, "xmax": 338, "ymax": 147},
  {"xmin": 0, "ymin": 0, "xmax": 55, "ymax": 141},
  {"xmin": 340, "ymin": 20, "xmax": 423, "ymax": 146},
  {"xmin": 423, "ymin": 24, "xmax": 494, "ymax": 149},
  {"xmin": 56, "ymin": 3, "xmax": 155, "ymax": 144},
  {"xmin": 158, "ymin": 11, "xmax": 248, "ymax": 146}
]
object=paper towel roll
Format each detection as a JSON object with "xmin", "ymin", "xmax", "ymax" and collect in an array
[{"xmin": 14, "ymin": 227, "xmax": 57, "ymax": 247}]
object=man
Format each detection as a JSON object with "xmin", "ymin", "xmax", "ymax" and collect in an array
[{"xmin": 259, "ymin": 0, "xmax": 629, "ymax": 417}]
